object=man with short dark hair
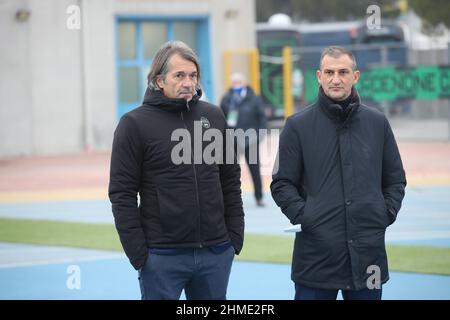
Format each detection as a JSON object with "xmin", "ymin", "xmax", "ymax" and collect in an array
[
  {"xmin": 109, "ymin": 41, "xmax": 244, "ymax": 300},
  {"xmin": 271, "ymin": 46, "xmax": 406, "ymax": 300}
]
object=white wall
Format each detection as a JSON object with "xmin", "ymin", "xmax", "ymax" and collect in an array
[
  {"xmin": 82, "ymin": 0, "xmax": 116, "ymax": 151},
  {"xmin": 0, "ymin": 0, "xmax": 34, "ymax": 155},
  {"xmin": 210, "ymin": 0, "xmax": 257, "ymax": 100},
  {"xmin": 29, "ymin": 0, "xmax": 84, "ymax": 154},
  {"xmin": 0, "ymin": 0, "xmax": 83, "ymax": 156}
]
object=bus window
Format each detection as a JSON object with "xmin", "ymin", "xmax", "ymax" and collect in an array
[{"xmin": 358, "ymin": 22, "xmax": 405, "ymax": 44}]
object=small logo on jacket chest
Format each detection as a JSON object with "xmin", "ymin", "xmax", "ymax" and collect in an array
[{"xmin": 200, "ymin": 117, "xmax": 210, "ymax": 129}]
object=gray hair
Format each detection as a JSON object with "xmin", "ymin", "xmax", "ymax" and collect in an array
[
  {"xmin": 319, "ymin": 46, "xmax": 358, "ymax": 71},
  {"xmin": 147, "ymin": 40, "xmax": 201, "ymax": 90},
  {"xmin": 230, "ymin": 72, "xmax": 247, "ymax": 83}
]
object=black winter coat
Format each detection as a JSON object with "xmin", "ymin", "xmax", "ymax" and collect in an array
[
  {"xmin": 109, "ymin": 88, "xmax": 244, "ymax": 270},
  {"xmin": 220, "ymin": 86, "xmax": 267, "ymax": 132},
  {"xmin": 271, "ymin": 87, "xmax": 406, "ymax": 290}
]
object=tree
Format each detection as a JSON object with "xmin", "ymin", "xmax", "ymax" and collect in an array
[
  {"xmin": 409, "ymin": 0, "xmax": 450, "ymax": 29},
  {"xmin": 256, "ymin": 0, "xmax": 401, "ymax": 23},
  {"xmin": 256, "ymin": 0, "xmax": 292, "ymax": 22}
]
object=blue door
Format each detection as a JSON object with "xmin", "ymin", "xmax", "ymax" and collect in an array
[{"xmin": 115, "ymin": 17, "xmax": 213, "ymax": 120}]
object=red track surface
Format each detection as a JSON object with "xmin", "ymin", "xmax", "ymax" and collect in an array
[{"xmin": 0, "ymin": 142, "xmax": 449, "ymax": 194}]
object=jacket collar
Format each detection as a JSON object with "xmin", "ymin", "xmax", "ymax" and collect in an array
[
  {"xmin": 318, "ymin": 86, "xmax": 360, "ymax": 123},
  {"xmin": 227, "ymin": 85, "xmax": 255, "ymax": 100},
  {"xmin": 142, "ymin": 87, "xmax": 202, "ymax": 112}
]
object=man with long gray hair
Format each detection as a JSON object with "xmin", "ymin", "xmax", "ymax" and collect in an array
[{"xmin": 109, "ymin": 41, "xmax": 244, "ymax": 300}]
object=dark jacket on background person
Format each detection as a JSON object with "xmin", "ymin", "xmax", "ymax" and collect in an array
[
  {"xmin": 109, "ymin": 88, "xmax": 244, "ymax": 271},
  {"xmin": 220, "ymin": 86, "xmax": 267, "ymax": 132},
  {"xmin": 271, "ymin": 87, "xmax": 406, "ymax": 290}
]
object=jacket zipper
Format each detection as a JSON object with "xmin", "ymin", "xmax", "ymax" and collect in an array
[
  {"xmin": 336, "ymin": 123, "xmax": 356, "ymax": 290},
  {"xmin": 180, "ymin": 105, "xmax": 203, "ymax": 248}
]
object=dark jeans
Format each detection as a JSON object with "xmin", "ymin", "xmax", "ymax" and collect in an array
[
  {"xmin": 295, "ymin": 283, "xmax": 382, "ymax": 300},
  {"xmin": 138, "ymin": 246, "xmax": 235, "ymax": 300},
  {"xmin": 243, "ymin": 142, "xmax": 262, "ymax": 200}
]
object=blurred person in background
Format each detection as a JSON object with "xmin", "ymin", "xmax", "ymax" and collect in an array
[
  {"xmin": 109, "ymin": 41, "xmax": 244, "ymax": 300},
  {"xmin": 220, "ymin": 72, "xmax": 267, "ymax": 207},
  {"xmin": 271, "ymin": 46, "xmax": 406, "ymax": 300}
]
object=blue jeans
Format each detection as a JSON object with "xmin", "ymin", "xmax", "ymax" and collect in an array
[
  {"xmin": 138, "ymin": 245, "xmax": 235, "ymax": 300},
  {"xmin": 295, "ymin": 283, "xmax": 382, "ymax": 300}
]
